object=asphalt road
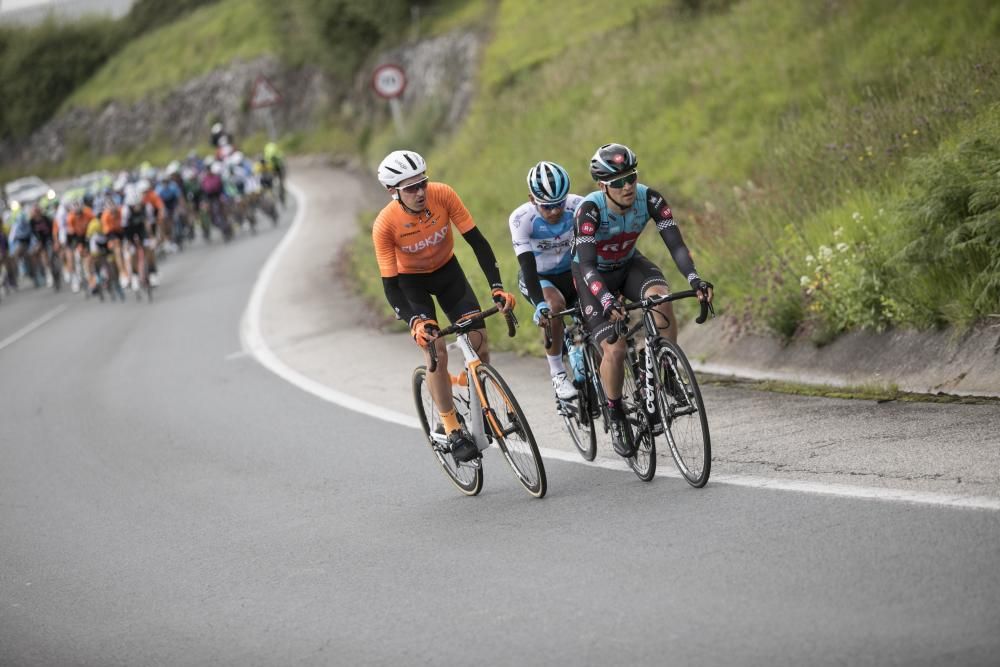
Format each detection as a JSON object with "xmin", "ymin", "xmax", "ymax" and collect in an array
[{"xmin": 2, "ymin": 203, "xmax": 999, "ymax": 666}]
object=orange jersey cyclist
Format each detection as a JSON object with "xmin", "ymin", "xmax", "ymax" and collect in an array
[
  {"xmin": 372, "ymin": 150, "xmax": 517, "ymax": 465},
  {"xmin": 572, "ymin": 142, "xmax": 714, "ymax": 458}
]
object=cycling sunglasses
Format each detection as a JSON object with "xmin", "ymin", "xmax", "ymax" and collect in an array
[
  {"xmin": 537, "ymin": 198, "xmax": 566, "ymax": 211},
  {"xmin": 397, "ymin": 177, "xmax": 429, "ymax": 194},
  {"xmin": 602, "ymin": 171, "xmax": 638, "ymax": 189}
]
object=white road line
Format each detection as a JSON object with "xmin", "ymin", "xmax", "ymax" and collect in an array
[
  {"xmin": 241, "ymin": 185, "xmax": 999, "ymax": 512},
  {"xmin": 0, "ymin": 304, "xmax": 69, "ymax": 352},
  {"xmin": 239, "ymin": 183, "xmax": 419, "ymax": 430}
]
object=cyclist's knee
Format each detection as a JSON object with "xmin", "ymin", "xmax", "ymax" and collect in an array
[{"xmin": 601, "ymin": 339, "xmax": 626, "ymax": 364}]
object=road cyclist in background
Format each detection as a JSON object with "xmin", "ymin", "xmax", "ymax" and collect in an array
[
  {"xmin": 372, "ymin": 149, "xmax": 518, "ymax": 465},
  {"xmin": 508, "ymin": 161, "xmax": 583, "ymax": 400},
  {"xmin": 572, "ymin": 142, "xmax": 714, "ymax": 458}
]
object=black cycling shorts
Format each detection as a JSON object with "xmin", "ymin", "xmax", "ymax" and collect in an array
[
  {"xmin": 67, "ymin": 234, "xmax": 86, "ymax": 248},
  {"xmin": 517, "ymin": 268, "xmax": 578, "ymax": 309},
  {"xmin": 124, "ymin": 223, "xmax": 147, "ymax": 244},
  {"xmin": 571, "ymin": 250, "xmax": 669, "ymax": 346},
  {"xmin": 398, "ymin": 255, "xmax": 484, "ymax": 330}
]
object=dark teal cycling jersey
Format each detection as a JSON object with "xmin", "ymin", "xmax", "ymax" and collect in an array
[{"xmin": 573, "ymin": 184, "xmax": 700, "ymax": 314}]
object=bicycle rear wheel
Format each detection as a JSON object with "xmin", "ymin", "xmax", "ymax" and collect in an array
[
  {"xmin": 622, "ymin": 360, "xmax": 656, "ymax": 481},
  {"xmin": 412, "ymin": 366, "xmax": 483, "ymax": 496},
  {"xmin": 654, "ymin": 340, "xmax": 711, "ymax": 487},
  {"xmin": 476, "ymin": 363, "xmax": 546, "ymax": 498}
]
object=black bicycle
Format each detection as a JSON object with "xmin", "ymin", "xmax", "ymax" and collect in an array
[
  {"xmin": 548, "ymin": 291, "xmax": 713, "ymax": 484},
  {"xmin": 543, "ymin": 306, "xmax": 598, "ymax": 461},
  {"xmin": 611, "ymin": 291, "xmax": 713, "ymax": 485}
]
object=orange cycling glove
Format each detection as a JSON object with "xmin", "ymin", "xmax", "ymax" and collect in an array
[
  {"xmin": 409, "ymin": 316, "xmax": 439, "ymax": 348},
  {"xmin": 491, "ymin": 288, "xmax": 516, "ymax": 312}
]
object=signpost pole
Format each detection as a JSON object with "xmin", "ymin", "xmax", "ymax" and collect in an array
[{"xmin": 372, "ymin": 64, "xmax": 408, "ymax": 137}]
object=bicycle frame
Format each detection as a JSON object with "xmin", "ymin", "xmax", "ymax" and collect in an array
[{"xmin": 447, "ymin": 335, "xmax": 490, "ymax": 453}]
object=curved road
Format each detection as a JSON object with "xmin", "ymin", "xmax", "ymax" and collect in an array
[{"xmin": 2, "ymin": 176, "xmax": 999, "ymax": 666}]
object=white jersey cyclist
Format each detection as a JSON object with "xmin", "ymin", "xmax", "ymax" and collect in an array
[
  {"xmin": 508, "ymin": 161, "xmax": 582, "ymax": 400},
  {"xmin": 509, "ymin": 194, "xmax": 583, "ymax": 276}
]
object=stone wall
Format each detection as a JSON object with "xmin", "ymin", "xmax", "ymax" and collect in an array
[{"xmin": 1, "ymin": 27, "xmax": 483, "ymax": 170}]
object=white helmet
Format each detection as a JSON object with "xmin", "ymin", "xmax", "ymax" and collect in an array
[
  {"xmin": 137, "ymin": 179, "xmax": 151, "ymax": 194},
  {"xmin": 124, "ymin": 186, "xmax": 141, "ymax": 208},
  {"xmin": 377, "ymin": 150, "xmax": 426, "ymax": 188},
  {"xmin": 210, "ymin": 162, "xmax": 223, "ymax": 175}
]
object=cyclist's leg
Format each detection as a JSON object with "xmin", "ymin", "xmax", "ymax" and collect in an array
[
  {"xmin": 398, "ymin": 273, "xmax": 457, "ymax": 417},
  {"xmin": 435, "ymin": 257, "xmax": 488, "ymax": 363},
  {"xmin": 572, "ymin": 262, "xmax": 628, "ymax": 400},
  {"xmin": 624, "ymin": 251, "xmax": 676, "ymax": 343}
]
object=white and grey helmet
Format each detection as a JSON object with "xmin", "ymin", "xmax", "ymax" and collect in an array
[{"xmin": 377, "ymin": 150, "xmax": 427, "ymax": 188}]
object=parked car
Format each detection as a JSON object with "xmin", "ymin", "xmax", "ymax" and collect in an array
[{"xmin": 3, "ymin": 175, "xmax": 52, "ymax": 208}]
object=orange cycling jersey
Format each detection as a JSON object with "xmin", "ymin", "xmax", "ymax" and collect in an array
[
  {"xmin": 372, "ymin": 182, "xmax": 476, "ymax": 276},
  {"xmin": 67, "ymin": 207, "xmax": 95, "ymax": 236},
  {"xmin": 101, "ymin": 207, "xmax": 123, "ymax": 234},
  {"xmin": 142, "ymin": 190, "xmax": 164, "ymax": 215}
]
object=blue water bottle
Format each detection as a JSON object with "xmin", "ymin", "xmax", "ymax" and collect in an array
[{"xmin": 568, "ymin": 344, "xmax": 586, "ymax": 383}]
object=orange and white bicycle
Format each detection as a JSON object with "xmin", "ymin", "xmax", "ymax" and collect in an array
[{"xmin": 411, "ymin": 306, "xmax": 547, "ymax": 498}]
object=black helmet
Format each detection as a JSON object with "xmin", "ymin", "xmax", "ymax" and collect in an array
[
  {"xmin": 82, "ymin": 193, "xmax": 94, "ymax": 208},
  {"xmin": 589, "ymin": 143, "xmax": 638, "ymax": 182}
]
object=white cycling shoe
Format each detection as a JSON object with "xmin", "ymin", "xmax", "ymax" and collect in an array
[{"xmin": 551, "ymin": 372, "xmax": 578, "ymax": 400}]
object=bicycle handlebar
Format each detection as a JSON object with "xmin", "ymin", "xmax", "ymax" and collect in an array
[
  {"xmin": 427, "ymin": 305, "xmax": 518, "ymax": 373},
  {"xmin": 606, "ymin": 290, "xmax": 714, "ymax": 345}
]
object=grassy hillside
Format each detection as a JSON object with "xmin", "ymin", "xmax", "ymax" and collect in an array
[
  {"xmin": 64, "ymin": 0, "xmax": 276, "ymax": 109},
  {"xmin": 352, "ymin": 0, "xmax": 1000, "ymax": 353}
]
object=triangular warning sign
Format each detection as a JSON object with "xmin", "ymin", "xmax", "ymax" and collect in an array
[{"xmin": 249, "ymin": 76, "xmax": 282, "ymax": 109}]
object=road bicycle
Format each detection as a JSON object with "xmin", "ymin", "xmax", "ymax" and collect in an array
[
  {"xmin": 542, "ymin": 305, "xmax": 599, "ymax": 462},
  {"xmin": 548, "ymin": 291, "xmax": 713, "ymax": 484},
  {"xmin": 412, "ymin": 306, "xmax": 547, "ymax": 498},
  {"xmin": 609, "ymin": 291, "xmax": 714, "ymax": 484}
]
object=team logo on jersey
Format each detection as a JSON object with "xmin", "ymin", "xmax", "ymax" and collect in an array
[
  {"xmin": 589, "ymin": 281, "xmax": 603, "ymax": 295},
  {"xmin": 660, "ymin": 206, "xmax": 672, "ymax": 219},
  {"xmin": 401, "ymin": 227, "xmax": 449, "ymax": 253},
  {"xmin": 580, "ymin": 221, "xmax": 595, "ymax": 236},
  {"xmin": 585, "ymin": 305, "xmax": 594, "ymax": 316}
]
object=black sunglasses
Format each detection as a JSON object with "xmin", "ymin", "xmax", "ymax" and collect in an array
[
  {"xmin": 603, "ymin": 171, "xmax": 637, "ymax": 189},
  {"xmin": 398, "ymin": 177, "xmax": 429, "ymax": 194}
]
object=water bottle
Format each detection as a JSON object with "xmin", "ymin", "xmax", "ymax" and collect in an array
[{"xmin": 568, "ymin": 343, "xmax": 586, "ymax": 383}]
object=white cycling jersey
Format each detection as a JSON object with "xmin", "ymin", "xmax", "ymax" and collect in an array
[{"xmin": 508, "ymin": 194, "xmax": 583, "ymax": 276}]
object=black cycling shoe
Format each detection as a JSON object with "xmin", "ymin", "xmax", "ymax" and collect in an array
[
  {"xmin": 608, "ymin": 407, "xmax": 637, "ymax": 458},
  {"xmin": 448, "ymin": 430, "xmax": 481, "ymax": 463}
]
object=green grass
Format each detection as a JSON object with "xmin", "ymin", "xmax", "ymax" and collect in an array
[
  {"xmin": 64, "ymin": 0, "xmax": 277, "ymax": 109},
  {"xmin": 352, "ymin": 0, "xmax": 1000, "ymax": 354}
]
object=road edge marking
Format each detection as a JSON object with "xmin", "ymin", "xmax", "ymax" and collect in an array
[
  {"xmin": 0, "ymin": 303, "xmax": 69, "ymax": 352},
  {"xmin": 239, "ymin": 182, "xmax": 420, "ymax": 430}
]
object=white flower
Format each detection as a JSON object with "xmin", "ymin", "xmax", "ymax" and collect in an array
[
  {"xmin": 800, "ymin": 276, "xmax": 810, "ymax": 287},
  {"xmin": 836, "ymin": 242, "xmax": 849, "ymax": 252},
  {"xmin": 851, "ymin": 211, "xmax": 863, "ymax": 222},
  {"xmin": 819, "ymin": 245, "xmax": 833, "ymax": 260},
  {"xmin": 833, "ymin": 227, "xmax": 844, "ymax": 239},
  {"xmin": 805, "ymin": 254, "xmax": 815, "ymax": 265}
]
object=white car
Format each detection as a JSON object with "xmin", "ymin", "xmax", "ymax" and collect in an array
[{"xmin": 3, "ymin": 175, "xmax": 52, "ymax": 208}]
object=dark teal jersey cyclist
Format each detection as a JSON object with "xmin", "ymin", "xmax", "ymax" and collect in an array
[{"xmin": 571, "ymin": 143, "xmax": 714, "ymax": 458}]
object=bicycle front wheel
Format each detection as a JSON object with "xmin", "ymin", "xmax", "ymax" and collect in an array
[
  {"xmin": 622, "ymin": 360, "xmax": 656, "ymax": 481},
  {"xmin": 655, "ymin": 340, "xmax": 711, "ymax": 487},
  {"xmin": 476, "ymin": 363, "xmax": 546, "ymax": 498},
  {"xmin": 412, "ymin": 366, "xmax": 483, "ymax": 496}
]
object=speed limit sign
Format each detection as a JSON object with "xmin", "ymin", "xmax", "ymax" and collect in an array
[{"xmin": 372, "ymin": 64, "xmax": 406, "ymax": 99}]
